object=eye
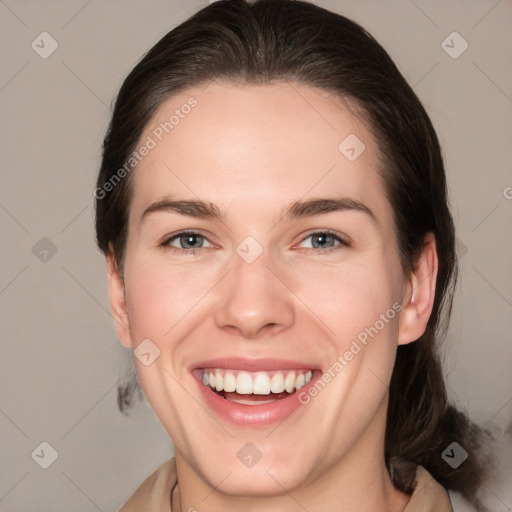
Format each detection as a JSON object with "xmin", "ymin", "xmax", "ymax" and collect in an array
[
  {"xmin": 297, "ymin": 231, "xmax": 349, "ymax": 252},
  {"xmin": 161, "ymin": 231, "xmax": 212, "ymax": 254}
]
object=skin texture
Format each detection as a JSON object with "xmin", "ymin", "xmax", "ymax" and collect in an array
[{"xmin": 106, "ymin": 82, "xmax": 438, "ymax": 511}]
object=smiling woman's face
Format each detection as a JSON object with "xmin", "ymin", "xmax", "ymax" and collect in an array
[{"xmin": 107, "ymin": 82, "xmax": 431, "ymax": 498}]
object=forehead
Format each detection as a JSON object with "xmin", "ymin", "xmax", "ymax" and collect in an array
[{"xmin": 129, "ymin": 82, "xmax": 391, "ymax": 228}]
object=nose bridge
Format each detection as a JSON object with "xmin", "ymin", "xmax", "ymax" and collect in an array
[{"xmin": 213, "ymin": 245, "xmax": 295, "ymax": 338}]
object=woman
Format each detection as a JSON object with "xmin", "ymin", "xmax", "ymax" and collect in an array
[{"xmin": 94, "ymin": 0, "xmax": 491, "ymax": 510}]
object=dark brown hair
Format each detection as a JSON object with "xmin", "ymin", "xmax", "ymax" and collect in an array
[{"xmin": 95, "ymin": 0, "xmax": 492, "ymax": 507}]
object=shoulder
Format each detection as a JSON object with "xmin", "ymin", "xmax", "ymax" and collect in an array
[
  {"xmin": 119, "ymin": 458, "xmax": 176, "ymax": 512},
  {"xmin": 404, "ymin": 464, "xmax": 454, "ymax": 512}
]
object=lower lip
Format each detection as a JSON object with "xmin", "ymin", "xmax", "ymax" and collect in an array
[{"xmin": 194, "ymin": 374, "xmax": 318, "ymax": 427}]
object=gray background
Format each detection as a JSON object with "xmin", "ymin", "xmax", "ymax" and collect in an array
[{"xmin": 1, "ymin": 0, "xmax": 511, "ymax": 511}]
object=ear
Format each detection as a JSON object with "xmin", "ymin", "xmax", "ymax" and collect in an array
[
  {"xmin": 397, "ymin": 232, "xmax": 438, "ymax": 346},
  {"xmin": 106, "ymin": 251, "xmax": 132, "ymax": 349}
]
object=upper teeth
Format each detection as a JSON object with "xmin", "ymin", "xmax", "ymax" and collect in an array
[{"xmin": 201, "ymin": 369, "xmax": 313, "ymax": 395}]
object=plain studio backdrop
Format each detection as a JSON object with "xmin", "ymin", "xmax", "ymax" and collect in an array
[{"xmin": 0, "ymin": 1, "xmax": 511, "ymax": 511}]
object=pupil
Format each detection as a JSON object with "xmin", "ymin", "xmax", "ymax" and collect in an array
[
  {"xmin": 313, "ymin": 233, "xmax": 331, "ymax": 248},
  {"xmin": 183, "ymin": 234, "xmax": 201, "ymax": 248}
]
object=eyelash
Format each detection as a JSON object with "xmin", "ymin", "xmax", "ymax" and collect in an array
[
  {"xmin": 160, "ymin": 229, "xmax": 350, "ymax": 256},
  {"xmin": 160, "ymin": 230, "xmax": 211, "ymax": 256},
  {"xmin": 299, "ymin": 230, "xmax": 351, "ymax": 253}
]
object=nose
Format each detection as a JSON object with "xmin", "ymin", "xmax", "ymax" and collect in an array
[{"xmin": 213, "ymin": 251, "xmax": 295, "ymax": 339}]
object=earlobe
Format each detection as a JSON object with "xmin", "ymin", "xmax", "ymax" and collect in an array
[
  {"xmin": 397, "ymin": 233, "xmax": 438, "ymax": 346},
  {"xmin": 106, "ymin": 252, "xmax": 132, "ymax": 348}
]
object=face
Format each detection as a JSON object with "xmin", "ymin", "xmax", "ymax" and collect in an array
[{"xmin": 108, "ymin": 82, "xmax": 433, "ymax": 497}]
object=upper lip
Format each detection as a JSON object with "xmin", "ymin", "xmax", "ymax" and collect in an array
[{"xmin": 191, "ymin": 357, "xmax": 319, "ymax": 372}]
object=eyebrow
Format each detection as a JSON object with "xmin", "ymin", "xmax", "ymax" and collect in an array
[
  {"xmin": 141, "ymin": 196, "xmax": 377, "ymax": 224},
  {"xmin": 141, "ymin": 198, "xmax": 225, "ymax": 221}
]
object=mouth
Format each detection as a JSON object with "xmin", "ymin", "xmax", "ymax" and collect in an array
[
  {"xmin": 191, "ymin": 360, "xmax": 319, "ymax": 426},
  {"xmin": 196, "ymin": 368, "xmax": 313, "ymax": 405}
]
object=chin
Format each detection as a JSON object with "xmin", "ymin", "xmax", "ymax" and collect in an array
[
  {"xmin": 189, "ymin": 443, "xmax": 319, "ymax": 498},
  {"xmin": 203, "ymin": 464, "xmax": 309, "ymax": 498}
]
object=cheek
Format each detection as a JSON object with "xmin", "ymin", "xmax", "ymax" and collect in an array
[
  {"xmin": 286, "ymin": 260, "xmax": 402, "ymax": 452},
  {"xmin": 290, "ymin": 257, "xmax": 401, "ymax": 347},
  {"xmin": 122, "ymin": 260, "xmax": 203, "ymax": 426},
  {"xmin": 124, "ymin": 258, "xmax": 211, "ymax": 342}
]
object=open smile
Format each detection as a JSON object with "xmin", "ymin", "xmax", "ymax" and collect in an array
[{"xmin": 191, "ymin": 359, "xmax": 320, "ymax": 426}]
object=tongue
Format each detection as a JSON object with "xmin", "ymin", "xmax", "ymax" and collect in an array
[{"xmin": 220, "ymin": 391, "xmax": 292, "ymax": 405}]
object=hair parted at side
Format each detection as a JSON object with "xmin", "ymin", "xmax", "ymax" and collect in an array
[{"xmin": 95, "ymin": 0, "xmax": 493, "ymax": 508}]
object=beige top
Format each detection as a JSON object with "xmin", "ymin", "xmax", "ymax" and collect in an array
[{"xmin": 119, "ymin": 458, "xmax": 453, "ymax": 511}]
